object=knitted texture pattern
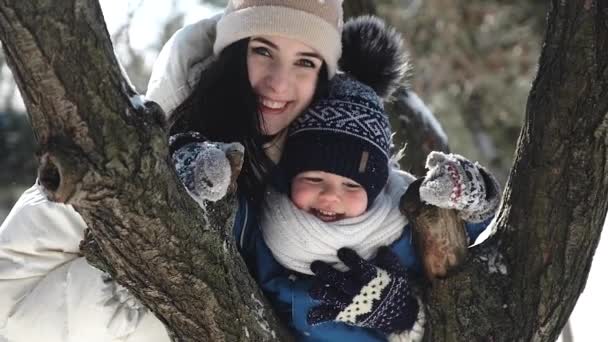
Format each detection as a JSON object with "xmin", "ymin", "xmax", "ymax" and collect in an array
[
  {"xmin": 291, "ymin": 77, "xmax": 390, "ymax": 155},
  {"xmin": 308, "ymin": 247, "xmax": 419, "ymax": 335},
  {"xmin": 215, "ymin": 0, "xmax": 343, "ymax": 77},
  {"xmin": 387, "ymin": 297, "xmax": 426, "ymax": 342},
  {"xmin": 170, "ymin": 132, "xmax": 243, "ymax": 204},
  {"xmin": 282, "ymin": 74, "xmax": 392, "ymax": 204},
  {"xmin": 419, "ymin": 151, "xmax": 501, "ymax": 223},
  {"xmin": 261, "ymin": 168, "xmax": 414, "ymax": 275}
]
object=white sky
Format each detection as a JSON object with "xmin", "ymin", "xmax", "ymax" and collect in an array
[
  {"xmin": 99, "ymin": 0, "xmax": 222, "ymax": 70},
  {"xmin": 99, "ymin": 0, "xmax": 221, "ymax": 51},
  {"xmin": 560, "ymin": 216, "xmax": 608, "ymax": 341}
]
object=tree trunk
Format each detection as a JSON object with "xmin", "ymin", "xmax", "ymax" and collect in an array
[
  {"xmin": 420, "ymin": 1, "xmax": 608, "ymax": 341},
  {"xmin": 0, "ymin": 1, "xmax": 290, "ymax": 341},
  {"xmin": 387, "ymin": 89, "xmax": 450, "ymax": 176},
  {"xmin": 0, "ymin": 1, "xmax": 606, "ymax": 342}
]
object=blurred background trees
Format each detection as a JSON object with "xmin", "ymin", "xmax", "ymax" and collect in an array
[
  {"xmin": 0, "ymin": 0, "xmax": 545, "ymax": 211},
  {"xmin": 382, "ymin": 0, "xmax": 545, "ymax": 184}
]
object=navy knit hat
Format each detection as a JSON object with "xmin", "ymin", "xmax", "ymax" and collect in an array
[{"xmin": 281, "ymin": 75, "xmax": 391, "ymax": 205}]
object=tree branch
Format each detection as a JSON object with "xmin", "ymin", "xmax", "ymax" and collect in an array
[
  {"xmin": 498, "ymin": 0, "xmax": 608, "ymax": 339},
  {"xmin": 0, "ymin": 1, "xmax": 291, "ymax": 340},
  {"xmin": 422, "ymin": 1, "xmax": 608, "ymax": 341}
]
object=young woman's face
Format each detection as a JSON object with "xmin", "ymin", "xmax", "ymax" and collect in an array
[
  {"xmin": 290, "ymin": 171, "xmax": 368, "ymax": 222},
  {"xmin": 247, "ymin": 35, "xmax": 323, "ymax": 136}
]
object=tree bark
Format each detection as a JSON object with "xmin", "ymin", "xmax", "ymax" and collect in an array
[
  {"xmin": 387, "ymin": 89, "xmax": 450, "ymax": 176},
  {"xmin": 420, "ymin": 1, "xmax": 608, "ymax": 341},
  {"xmin": 0, "ymin": 1, "xmax": 606, "ymax": 342},
  {"xmin": 0, "ymin": 1, "xmax": 290, "ymax": 341}
]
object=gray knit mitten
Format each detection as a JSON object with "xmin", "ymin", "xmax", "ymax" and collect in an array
[
  {"xmin": 170, "ymin": 132, "xmax": 243, "ymax": 204},
  {"xmin": 419, "ymin": 151, "xmax": 500, "ymax": 223}
]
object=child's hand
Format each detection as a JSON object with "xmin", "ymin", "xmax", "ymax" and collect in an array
[
  {"xmin": 419, "ymin": 151, "xmax": 500, "ymax": 222},
  {"xmin": 171, "ymin": 132, "xmax": 244, "ymax": 204},
  {"xmin": 307, "ymin": 247, "xmax": 420, "ymax": 335}
]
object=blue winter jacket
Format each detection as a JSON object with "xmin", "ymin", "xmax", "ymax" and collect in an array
[{"xmin": 232, "ymin": 194, "xmax": 490, "ymax": 342}]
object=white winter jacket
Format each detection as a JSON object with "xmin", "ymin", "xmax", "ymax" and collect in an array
[
  {"xmin": 0, "ymin": 15, "xmax": 219, "ymax": 342},
  {"xmin": 146, "ymin": 14, "xmax": 220, "ymax": 116}
]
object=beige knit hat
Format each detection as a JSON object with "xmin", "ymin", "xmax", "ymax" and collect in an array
[{"xmin": 214, "ymin": 0, "xmax": 343, "ymax": 78}]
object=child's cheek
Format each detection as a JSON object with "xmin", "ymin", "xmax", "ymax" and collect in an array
[
  {"xmin": 290, "ymin": 183, "xmax": 312, "ymax": 211},
  {"xmin": 348, "ymin": 191, "xmax": 368, "ymax": 217}
]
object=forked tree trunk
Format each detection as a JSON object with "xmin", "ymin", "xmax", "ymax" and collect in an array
[{"xmin": 0, "ymin": 0, "xmax": 606, "ymax": 341}]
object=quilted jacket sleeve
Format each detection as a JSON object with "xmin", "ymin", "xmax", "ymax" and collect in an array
[
  {"xmin": 0, "ymin": 185, "xmax": 170, "ymax": 342},
  {"xmin": 145, "ymin": 14, "xmax": 221, "ymax": 116}
]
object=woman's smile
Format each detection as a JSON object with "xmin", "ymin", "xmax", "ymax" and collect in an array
[{"xmin": 259, "ymin": 96, "xmax": 291, "ymax": 115}]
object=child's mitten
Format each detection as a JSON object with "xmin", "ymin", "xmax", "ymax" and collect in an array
[
  {"xmin": 170, "ymin": 132, "xmax": 243, "ymax": 204},
  {"xmin": 307, "ymin": 247, "xmax": 420, "ymax": 335},
  {"xmin": 419, "ymin": 151, "xmax": 500, "ymax": 222}
]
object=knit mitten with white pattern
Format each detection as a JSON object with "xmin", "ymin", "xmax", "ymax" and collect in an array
[
  {"xmin": 419, "ymin": 151, "xmax": 501, "ymax": 223},
  {"xmin": 307, "ymin": 247, "xmax": 420, "ymax": 335},
  {"xmin": 170, "ymin": 132, "xmax": 243, "ymax": 204}
]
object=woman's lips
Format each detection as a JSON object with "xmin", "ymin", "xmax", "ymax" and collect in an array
[{"xmin": 260, "ymin": 97, "xmax": 289, "ymax": 115}]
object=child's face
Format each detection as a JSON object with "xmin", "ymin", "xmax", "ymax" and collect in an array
[{"xmin": 290, "ymin": 171, "xmax": 368, "ymax": 222}]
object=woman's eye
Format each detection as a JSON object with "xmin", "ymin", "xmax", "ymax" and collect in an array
[
  {"xmin": 296, "ymin": 59, "xmax": 316, "ymax": 68},
  {"xmin": 304, "ymin": 177, "xmax": 322, "ymax": 183},
  {"xmin": 252, "ymin": 46, "xmax": 271, "ymax": 57}
]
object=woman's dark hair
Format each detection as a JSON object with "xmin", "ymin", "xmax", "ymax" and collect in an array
[{"xmin": 170, "ymin": 38, "xmax": 329, "ymax": 202}]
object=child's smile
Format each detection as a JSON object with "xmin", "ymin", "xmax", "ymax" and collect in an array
[
  {"xmin": 290, "ymin": 171, "xmax": 368, "ymax": 222},
  {"xmin": 309, "ymin": 208, "xmax": 346, "ymax": 222}
]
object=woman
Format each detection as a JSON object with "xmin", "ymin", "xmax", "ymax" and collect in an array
[{"xmin": 0, "ymin": 1, "xmax": 344, "ymax": 341}]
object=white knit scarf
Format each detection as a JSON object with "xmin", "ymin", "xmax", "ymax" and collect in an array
[{"xmin": 261, "ymin": 169, "xmax": 415, "ymax": 275}]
